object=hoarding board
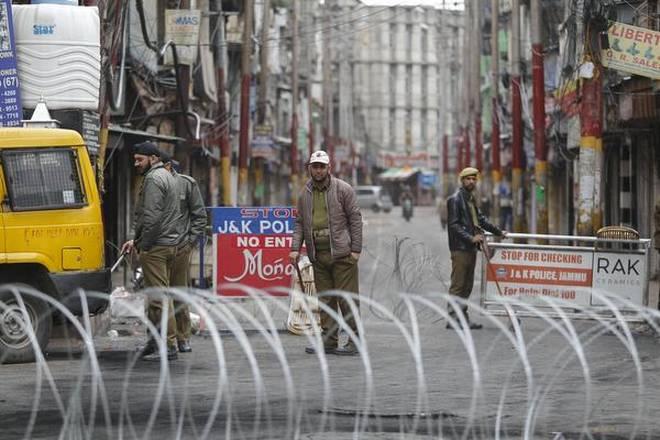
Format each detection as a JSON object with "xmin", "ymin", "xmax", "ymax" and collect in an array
[
  {"xmin": 164, "ymin": 9, "xmax": 201, "ymax": 65},
  {"xmin": 212, "ymin": 207, "xmax": 296, "ymax": 297},
  {"xmin": 484, "ymin": 245, "xmax": 647, "ymax": 309},
  {"xmin": 591, "ymin": 251, "xmax": 646, "ymax": 306},
  {"xmin": 602, "ymin": 21, "xmax": 660, "ymax": 80},
  {"xmin": 0, "ymin": 0, "xmax": 22, "ymax": 127},
  {"xmin": 485, "ymin": 248, "xmax": 594, "ymax": 306}
]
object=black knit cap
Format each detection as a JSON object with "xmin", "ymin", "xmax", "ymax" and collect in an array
[{"xmin": 133, "ymin": 141, "xmax": 161, "ymax": 157}]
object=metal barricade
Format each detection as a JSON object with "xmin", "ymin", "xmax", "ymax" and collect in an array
[{"xmin": 480, "ymin": 231, "xmax": 651, "ymax": 322}]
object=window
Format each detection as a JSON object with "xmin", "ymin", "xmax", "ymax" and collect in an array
[
  {"xmin": 421, "ymin": 110, "xmax": 427, "ymax": 144},
  {"xmin": 2, "ymin": 148, "xmax": 85, "ymax": 211},
  {"xmin": 406, "ymin": 24, "xmax": 412, "ymax": 60},
  {"xmin": 421, "ymin": 28, "xmax": 428, "ymax": 61},
  {"xmin": 421, "ymin": 65, "xmax": 428, "ymax": 104},
  {"xmin": 389, "ymin": 64, "xmax": 396, "ymax": 107},
  {"xmin": 405, "ymin": 64, "xmax": 412, "ymax": 107}
]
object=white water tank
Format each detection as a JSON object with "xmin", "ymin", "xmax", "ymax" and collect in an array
[
  {"xmin": 31, "ymin": 0, "xmax": 79, "ymax": 5},
  {"xmin": 12, "ymin": 5, "xmax": 100, "ymax": 110}
]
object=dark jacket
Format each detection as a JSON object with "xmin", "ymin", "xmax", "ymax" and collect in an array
[
  {"xmin": 173, "ymin": 171, "xmax": 207, "ymax": 246},
  {"xmin": 134, "ymin": 163, "xmax": 181, "ymax": 251},
  {"xmin": 447, "ymin": 187, "xmax": 502, "ymax": 252},
  {"xmin": 292, "ymin": 175, "xmax": 363, "ymax": 262}
]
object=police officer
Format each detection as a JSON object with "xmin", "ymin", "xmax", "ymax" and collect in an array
[
  {"xmin": 290, "ymin": 150, "xmax": 363, "ymax": 355},
  {"xmin": 446, "ymin": 167, "xmax": 506, "ymax": 329},
  {"xmin": 121, "ymin": 141, "xmax": 181, "ymax": 361},
  {"xmin": 161, "ymin": 153, "xmax": 207, "ymax": 353}
]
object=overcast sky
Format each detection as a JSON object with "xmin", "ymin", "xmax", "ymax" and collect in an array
[{"xmin": 360, "ymin": 0, "xmax": 464, "ymax": 8}]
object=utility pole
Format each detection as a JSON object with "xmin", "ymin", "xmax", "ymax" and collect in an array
[
  {"xmin": 291, "ymin": 0, "xmax": 300, "ymax": 204},
  {"xmin": 531, "ymin": 0, "xmax": 548, "ymax": 235},
  {"xmin": 577, "ymin": 56, "xmax": 603, "ymax": 235},
  {"xmin": 306, "ymin": 1, "xmax": 315, "ymax": 159},
  {"xmin": 511, "ymin": 0, "xmax": 524, "ymax": 233},
  {"xmin": 212, "ymin": 1, "xmax": 232, "ymax": 205},
  {"xmin": 238, "ymin": 0, "xmax": 253, "ymax": 206},
  {"xmin": 175, "ymin": 0, "xmax": 192, "ymax": 152},
  {"xmin": 461, "ymin": 0, "xmax": 471, "ymax": 170},
  {"xmin": 442, "ymin": 134, "xmax": 449, "ymax": 198},
  {"xmin": 256, "ymin": 0, "xmax": 271, "ymax": 206},
  {"xmin": 322, "ymin": 1, "xmax": 333, "ymax": 166},
  {"xmin": 491, "ymin": 0, "xmax": 501, "ymax": 226},
  {"xmin": 576, "ymin": 0, "xmax": 602, "ymax": 235},
  {"xmin": 473, "ymin": 0, "xmax": 482, "ymax": 173}
]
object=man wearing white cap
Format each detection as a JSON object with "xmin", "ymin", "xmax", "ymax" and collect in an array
[
  {"xmin": 290, "ymin": 150, "xmax": 363, "ymax": 355},
  {"xmin": 446, "ymin": 167, "xmax": 506, "ymax": 330}
]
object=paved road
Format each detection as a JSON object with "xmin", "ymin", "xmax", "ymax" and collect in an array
[{"xmin": 3, "ymin": 207, "xmax": 660, "ymax": 439}]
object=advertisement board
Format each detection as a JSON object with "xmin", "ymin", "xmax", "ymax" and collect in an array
[
  {"xmin": 485, "ymin": 248, "xmax": 594, "ymax": 306},
  {"xmin": 212, "ymin": 207, "xmax": 297, "ymax": 296},
  {"xmin": 164, "ymin": 9, "xmax": 201, "ymax": 65},
  {"xmin": 602, "ymin": 21, "xmax": 660, "ymax": 80},
  {"xmin": 484, "ymin": 244, "xmax": 648, "ymax": 309},
  {"xmin": 0, "ymin": 0, "xmax": 22, "ymax": 127}
]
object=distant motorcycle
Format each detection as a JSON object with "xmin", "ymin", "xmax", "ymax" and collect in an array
[{"xmin": 402, "ymin": 198, "xmax": 413, "ymax": 222}]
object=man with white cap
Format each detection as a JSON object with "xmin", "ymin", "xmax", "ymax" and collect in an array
[
  {"xmin": 446, "ymin": 167, "xmax": 506, "ymax": 330},
  {"xmin": 290, "ymin": 150, "xmax": 363, "ymax": 355}
]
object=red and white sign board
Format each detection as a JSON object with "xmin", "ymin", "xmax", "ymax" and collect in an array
[
  {"xmin": 485, "ymin": 248, "xmax": 594, "ymax": 306},
  {"xmin": 211, "ymin": 207, "xmax": 297, "ymax": 297},
  {"xmin": 484, "ymin": 246, "xmax": 647, "ymax": 308}
]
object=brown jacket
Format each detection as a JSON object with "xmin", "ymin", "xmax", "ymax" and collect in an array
[{"xmin": 292, "ymin": 176, "xmax": 363, "ymax": 262}]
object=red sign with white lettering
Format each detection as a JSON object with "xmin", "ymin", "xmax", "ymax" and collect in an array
[
  {"xmin": 216, "ymin": 234, "xmax": 293, "ymax": 296},
  {"xmin": 211, "ymin": 207, "xmax": 298, "ymax": 296}
]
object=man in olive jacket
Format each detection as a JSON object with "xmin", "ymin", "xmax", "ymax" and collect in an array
[
  {"xmin": 446, "ymin": 167, "xmax": 506, "ymax": 330},
  {"xmin": 289, "ymin": 150, "xmax": 363, "ymax": 356},
  {"xmin": 121, "ymin": 141, "xmax": 182, "ymax": 361},
  {"xmin": 162, "ymin": 154, "xmax": 207, "ymax": 353}
]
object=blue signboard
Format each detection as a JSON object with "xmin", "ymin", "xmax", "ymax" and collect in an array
[
  {"xmin": 419, "ymin": 172, "xmax": 438, "ymax": 188},
  {"xmin": 211, "ymin": 206, "xmax": 296, "ymax": 235},
  {"xmin": 0, "ymin": 0, "xmax": 22, "ymax": 127}
]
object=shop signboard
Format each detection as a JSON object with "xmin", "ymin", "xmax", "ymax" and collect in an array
[
  {"xmin": 0, "ymin": 0, "xmax": 22, "ymax": 127},
  {"xmin": 602, "ymin": 21, "xmax": 660, "ymax": 80}
]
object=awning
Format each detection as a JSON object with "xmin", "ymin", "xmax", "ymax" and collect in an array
[
  {"xmin": 378, "ymin": 167, "xmax": 420, "ymax": 181},
  {"xmin": 108, "ymin": 124, "xmax": 186, "ymax": 144}
]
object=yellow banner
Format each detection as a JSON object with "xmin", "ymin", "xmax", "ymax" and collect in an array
[{"xmin": 602, "ymin": 21, "xmax": 660, "ymax": 80}]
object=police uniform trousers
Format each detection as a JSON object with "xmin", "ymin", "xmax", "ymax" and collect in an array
[
  {"xmin": 312, "ymin": 250, "xmax": 360, "ymax": 347},
  {"xmin": 170, "ymin": 241, "xmax": 193, "ymax": 341},
  {"xmin": 448, "ymin": 250, "xmax": 477, "ymax": 315},
  {"xmin": 140, "ymin": 245, "xmax": 178, "ymax": 348}
]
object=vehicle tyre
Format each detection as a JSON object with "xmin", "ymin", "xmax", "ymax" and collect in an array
[
  {"xmin": 0, "ymin": 288, "xmax": 52, "ymax": 364},
  {"xmin": 371, "ymin": 205, "xmax": 380, "ymax": 213}
]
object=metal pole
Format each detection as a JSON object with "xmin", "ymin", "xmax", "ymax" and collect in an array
[
  {"xmin": 460, "ymin": 0, "xmax": 470, "ymax": 172},
  {"xmin": 291, "ymin": 0, "xmax": 300, "ymax": 204},
  {"xmin": 511, "ymin": 0, "xmax": 524, "ymax": 233},
  {"xmin": 238, "ymin": 0, "xmax": 253, "ymax": 206},
  {"xmin": 212, "ymin": 0, "xmax": 232, "ymax": 206},
  {"xmin": 255, "ymin": 0, "xmax": 271, "ymax": 206},
  {"xmin": 443, "ymin": 134, "xmax": 449, "ymax": 198},
  {"xmin": 322, "ymin": 2, "xmax": 333, "ymax": 166},
  {"xmin": 577, "ymin": 56, "xmax": 603, "ymax": 235},
  {"xmin": 491, "ymin": 0, "xmax": 501, "ymax": 226},
  {"xmin": 532, "ymin": 0, "xmax": 548, "ymax": 235},
  {"xmin": 473, "ymin": 0, "xmax": 482, "ymax": 172}
]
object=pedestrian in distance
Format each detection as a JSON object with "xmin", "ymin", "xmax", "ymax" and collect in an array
[
  {"xmin": 446, "ymin": 167, "xmax": 507, "ymax": 330},
  {"xmin": 289, "ymin": 150, "xmax": 363, "ymax": 356},
  {"xmin": 161, "ymin": 153, "xmax": 207, "ymax": 353},
  {"xmin": 121, "ymin": 141, "xmax": 182, "ymax": 361}
]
